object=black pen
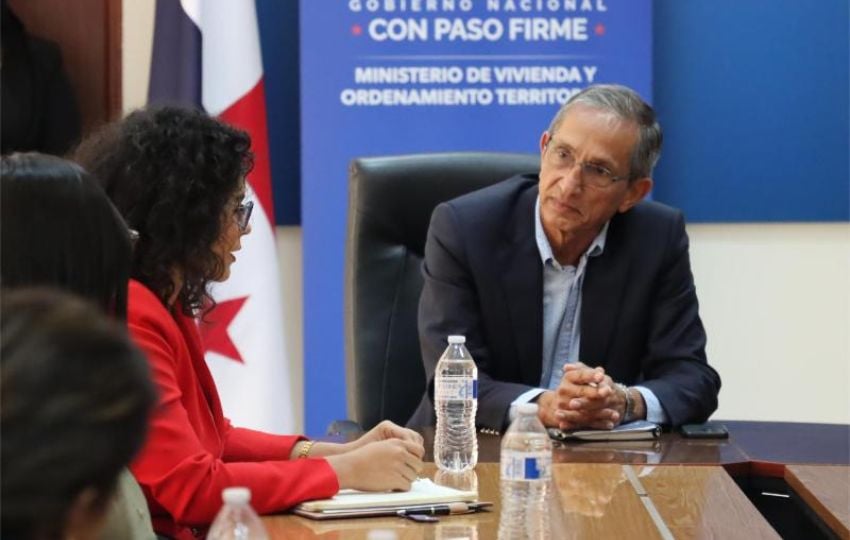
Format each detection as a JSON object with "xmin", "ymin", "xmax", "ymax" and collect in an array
[{"xmin": 397, "ymin": 502, "xmax": 485, "ymax": 516}]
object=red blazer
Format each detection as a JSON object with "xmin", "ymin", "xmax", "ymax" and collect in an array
[{"xmin": 127, "ymin": 280, "xmax": 338, "ymax": 539}]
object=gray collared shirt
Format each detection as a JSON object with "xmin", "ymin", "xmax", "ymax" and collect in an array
[{"xmin": 536, "ymin": 197, "xmax": 608, "ymax": 390}]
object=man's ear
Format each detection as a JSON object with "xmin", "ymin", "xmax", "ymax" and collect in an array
[
  {"xmin": 539, "ymin": 131, "xmax": 550, "ymax": 155},
  {"xmin": 618, "ymin": 177, "xmax": 653, "ymax": 213}
]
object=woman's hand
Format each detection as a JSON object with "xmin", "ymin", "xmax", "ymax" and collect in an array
[
  {"xmin": 325, "ymin": 438, "xmax": 424, "ymax": 492},
  {"xmin": 301, "ymin": 420, "xmax": 426, "ymax": 491},
  {"xmin": 350, "ymin": 420, "xmax": 425, "ymax": 451},
  {"xmin": 293, "ymin": 421, "xmax": 424, "ymax": 461}
]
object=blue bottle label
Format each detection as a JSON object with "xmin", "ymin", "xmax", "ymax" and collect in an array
[{"xmin": 500, "ymin": 450, "xmax": 552, "ymax": 481}]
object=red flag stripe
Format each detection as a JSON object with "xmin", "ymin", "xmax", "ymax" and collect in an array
[{"xmin": 218, "ymin": 78, "xmax": 274, "ymax": 226}]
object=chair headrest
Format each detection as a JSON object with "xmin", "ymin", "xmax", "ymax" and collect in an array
[{"xmin": 349, "ymin": 152, "xmax": 540, "ymax": 255}]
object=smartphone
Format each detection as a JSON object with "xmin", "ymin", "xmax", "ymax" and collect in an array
[{"xmin": 679, "ymin": 422, "xmax": 729, "ymax": 439}]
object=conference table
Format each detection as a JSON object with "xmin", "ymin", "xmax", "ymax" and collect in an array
[{"xmin": 262, "ymin": 421, "xmax": 850, "ymax": 539}]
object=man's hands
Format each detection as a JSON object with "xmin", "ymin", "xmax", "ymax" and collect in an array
[
  {"xmin": 323, "ymin": 420, "xmax": 425, "ymax": 492},
  {"xmin": 537, "ymin": 363, "xmax": 643, "ymax": 430}
]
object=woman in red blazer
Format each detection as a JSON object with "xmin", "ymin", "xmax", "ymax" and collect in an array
[{"xmin": 75, "ymin": 107, "xmax": 424, "ymax": 540}]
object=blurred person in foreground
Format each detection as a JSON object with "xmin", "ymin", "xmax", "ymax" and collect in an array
[
  {"xmin": 0, "ymin": 152, "xmax": 156, "ymax": 540},
  {"xmin": 1, "ymin": 288, "xmax": 156, "ymax": 539},
  {"xmin": 410, "ymin": 84, "xmax": 721, "ymax": 433},
  {"xmin": 74, "ymin": 106, "xmax": 425, "ymax": 540},
  {"xmin": 1, "ymin": 153, "xmax": 131, "ymax": 316}
]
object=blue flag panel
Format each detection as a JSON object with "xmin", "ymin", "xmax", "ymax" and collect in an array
[{"xmin": 148, "ymin": 0, "xmax": 201, "ymax": 106}]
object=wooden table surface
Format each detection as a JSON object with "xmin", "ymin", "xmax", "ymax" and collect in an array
[
  {"xmin": 263, "ymin": 422, "xmax": 849, "ymax": 538},
  {"xmin": 785, "ymin": 464, "xmax": 850, "ymax": 539},
  {"xmin": 262, "ymin": 463, "xmax": 779, "ymax": 539}
]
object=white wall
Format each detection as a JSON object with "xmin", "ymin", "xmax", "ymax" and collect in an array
[
  {"xmin": 122, "ymin": 1, "xmax": 849, "ymax": 428},
  {"xmin": 121, "ymin": 0, "xmax": 154, "ymax": 116},
  {"xmin": 689, "ymin": 223, "xmax": 850, "ymax": 424}
]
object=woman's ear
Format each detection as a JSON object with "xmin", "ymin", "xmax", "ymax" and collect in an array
[{"xmin": 64, "ymin": 487, "xmax": 110, "ymax": 540}]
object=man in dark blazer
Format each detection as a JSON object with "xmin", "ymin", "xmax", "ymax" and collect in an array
[{"xmin": 409, "ymin": 84, "xmax": 721, "ymax": 432}]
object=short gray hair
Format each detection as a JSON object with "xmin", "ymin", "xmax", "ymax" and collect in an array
[{"xmin": 547, "ymin": 84, "xmax": 663, "ymax": 179}]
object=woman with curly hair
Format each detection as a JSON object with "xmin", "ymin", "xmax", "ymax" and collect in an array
[{"xmin": 74, "ymin": 106, "xmax": 425, "ymax": 540}]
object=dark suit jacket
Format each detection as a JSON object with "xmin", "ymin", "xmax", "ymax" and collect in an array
[{"xmin": 408, "ymin": 175, "xmax": 720, "ymax": 431}]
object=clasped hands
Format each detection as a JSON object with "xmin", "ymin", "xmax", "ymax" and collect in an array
[{"xmin": 537, "ymin": 362, "xmax": 633, "ymax": 431}]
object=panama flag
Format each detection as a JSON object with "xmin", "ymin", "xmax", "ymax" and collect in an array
[{"xmin": 149, "ymin": 0, "xmax": 293, "ymax": 433}]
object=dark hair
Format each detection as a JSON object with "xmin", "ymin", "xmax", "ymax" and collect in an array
[
  {"xmin": 0, "ymin": 152, "xmax": 133, "ymax": 319},
  {"xmin": 73, "ymin": 106, "xmax": 253, "ymax": 314},
  {"xmin": 0, "ymin": 288, "xmax": 156, "ymax": 540}
]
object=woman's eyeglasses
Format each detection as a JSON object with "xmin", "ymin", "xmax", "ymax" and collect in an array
[{"xmin": 235, "ymin": 201, "xmax": 254, "ymax": 233}]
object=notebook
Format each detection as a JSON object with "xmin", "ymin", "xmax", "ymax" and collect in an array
[
  {"xmin": 293, "ymin": 478, "xmax": 482, "ymax": 520},
  {"xmin": 548, "ymin": 420, "xmax": 661, "ymax": 442}
]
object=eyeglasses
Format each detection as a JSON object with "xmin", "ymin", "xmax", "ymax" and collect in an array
[
  {"xmin": 544, "ymin": 143, "xmax": 631, "ymax": 188},
  {"xmin": 235, "ymin": 201, "xmax": 254, "ymax": 232}
]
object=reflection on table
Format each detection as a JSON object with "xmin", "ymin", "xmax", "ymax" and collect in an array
[
  {"xmin": 263, "ymin": 463, "xmax": 780, "ymax": 539},
  {"xmin": 262, "ymin": 422, "xmax": 848, "ymax": 538}
]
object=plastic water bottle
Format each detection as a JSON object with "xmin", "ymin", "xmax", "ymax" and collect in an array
[
  {"xmin": 207, "ymin": 487, "xmax": 269, "ymax": 540},
  {"xmin": 498, "ymin": 403, "xmax": 552, "ymax": 540},
  {"xmin": 434, "ymin": 335, "xmax": 478, "ymax": 472},
  {"xmin": 434, "ymin": 468, "xmax": 479, "ymax": 494}
]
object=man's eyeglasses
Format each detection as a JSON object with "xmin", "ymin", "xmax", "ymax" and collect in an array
[
  {"xmin": 235, "ymin": 201, "xmax": 254, "ymax": 232},
  {"xmin": 544, "ymin": 143, "xmax": 631, "ymax": 188}
]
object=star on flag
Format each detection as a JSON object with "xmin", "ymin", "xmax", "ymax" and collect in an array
[{"xmin": 199, "ymin": 296, "xmax": 248, "ymax": 363}]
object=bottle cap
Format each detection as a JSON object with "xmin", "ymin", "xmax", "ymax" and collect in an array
[
  {"xmin": 447, "ymin": 335, "xmax": 466, "ymax": 344},
  {"xmin": 222, "ymin": 487, "xmax": 251, "ymax": 504},
  {"xmin": 517, "ymin": 403, "xmax": 539, "ymax": 415}
]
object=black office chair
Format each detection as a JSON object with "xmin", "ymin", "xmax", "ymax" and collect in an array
[{"xmin": 344, "ymin": 152, "xmax": 540, "ymax": 430}]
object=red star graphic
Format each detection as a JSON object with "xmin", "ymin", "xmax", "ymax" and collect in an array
[
  {"xmin": 352, "ymin": 24, "xmax": 363, "ymax": 36},
  {"xmin": 594, "ymin": 23, "xmax": 606, "ymax": 36},
  {"xmin": 199, "ymin": 296, "xmax": 248, "ymax": 363}
]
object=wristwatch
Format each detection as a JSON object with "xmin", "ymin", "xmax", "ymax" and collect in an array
[{"xmin": 615, "ymin": 383, "xmax": 635, "ymax": 424}]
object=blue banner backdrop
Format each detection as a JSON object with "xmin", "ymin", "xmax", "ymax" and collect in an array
[{"xmin": 300, "ymin": 0, "xmax": 652, "ymax": 434}]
